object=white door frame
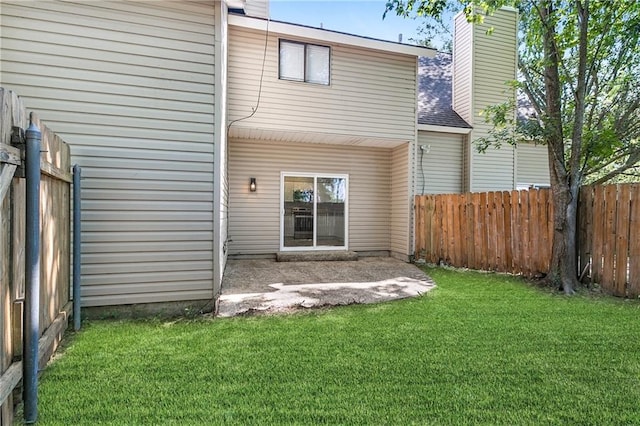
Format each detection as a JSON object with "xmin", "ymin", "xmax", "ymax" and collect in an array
[{"xmin": 280, "ymin": 172, "xmax": 349, "ymax": 251}]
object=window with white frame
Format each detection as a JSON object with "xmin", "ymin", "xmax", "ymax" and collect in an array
[{"xmin": 279, "ymin": 40, "xmax": 330, "ymax": 85}]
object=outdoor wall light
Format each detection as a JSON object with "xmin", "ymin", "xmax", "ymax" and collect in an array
[{"xmin": 249, "ymin": 177, "xmax": 257, "ymax": 192}]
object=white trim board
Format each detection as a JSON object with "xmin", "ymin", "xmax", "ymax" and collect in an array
[
  {"xmin": 418, "ymin": 124, "xmax": 472, "ymax": 134},
  {"xmin": 229, "ymin": 14, "xmax": 436, "ymax": 58}
]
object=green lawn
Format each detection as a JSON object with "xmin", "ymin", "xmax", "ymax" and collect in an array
[{"xmin": 34, "ymin": 267, "xmax": 640, "ymax": 425}]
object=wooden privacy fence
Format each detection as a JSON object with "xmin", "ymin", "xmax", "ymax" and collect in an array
[
  {"xmin": 1, "ymin": 88, "xmax": 72, "ymax": 424},
  {"xmin": 415, "ymin": 185, "xmax": 640, "ymax": 297},
  {"xmin": 414, "ymin": 189, "xmax": 553, "ymax": 277},
  {"xmin": 578, "ymin": 184, "xmax": 640, "ymax": 297}
]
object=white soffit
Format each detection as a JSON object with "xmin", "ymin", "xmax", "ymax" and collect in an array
[
  {"xmin": 228, "ymin": 126, "xmax": 410, "ymax": 148},
  {"xmin": 228, "ymin": 14, "xmax": 436, "ymax": 58}
]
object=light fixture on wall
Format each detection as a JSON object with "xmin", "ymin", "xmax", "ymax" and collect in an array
[{"xmin": 249, "ymin": 177, "xmax": 257, "ymax": 192}]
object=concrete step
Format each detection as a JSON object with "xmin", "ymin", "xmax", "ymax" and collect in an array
[{"xmin": 276, "ymin": 250, "xmax": 358, "ymax": 262}]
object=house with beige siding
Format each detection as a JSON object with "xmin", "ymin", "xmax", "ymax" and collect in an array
[{"xmin": 0, "ymin": 0, "xmax": 548, "ymax": 309}]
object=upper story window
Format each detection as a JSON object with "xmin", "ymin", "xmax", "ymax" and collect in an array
[{"xmin": 279, "ymin": 40, "xmax": 330, "ymax": 85}]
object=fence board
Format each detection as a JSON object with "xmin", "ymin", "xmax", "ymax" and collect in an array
[
  {"xmin": 502, "ymin": 192, "xmax": 513, "ymax": 273},
  {"xmin": 522, "ymin": 190, "xmax": 532, "ymax": 276},
  {"xmin": 472, "ymin": 192, "xmax": 482, "ymax": 270},
  {"xmin": 614, "ymin": 185, "xmax": 631, "ymax": 296},
  {"xmin": 479, "ymin": 192, "xmax": 489, "ymax": 270},
  {"xmin": 511, "ymin": 190, "xmax": 521, "ymax": 274},
  {"xmin": 463, "ymin": 193, "xmax": 473, "ymax": 268},
  {"xmin": 493, "ymin": 192, "xmax": 505, "ymax": 271},
  {"xmin": 539, "ymin": 189, "xmax": 551, "ymax": 273},
  {"xmin": 448, "ymin": 196, "xmax": 457, "ymax": 265},
  {"xmin": 578, "ymin": 186, "xmax": 593, "ymax": 279},
  {"xmin": 628, "ymin": 185, "xmax": 640, "ymax": 297},
  {"xmin": 601, "ymin": 186, "xmax": 617, "ymax": 291},
  {"xmin": 591, "ymin": 185, "xmax": 605, "ymax": 284},
  {"xmin": 530, "ymin": 190, "xmax": 541, "ymax": 274}
]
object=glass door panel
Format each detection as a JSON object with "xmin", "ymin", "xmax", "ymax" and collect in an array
[
  {"xmin": 283, "ymin": 176, "xmax": 314, "ymax": 248},
  {"xmin": 316, "ymin": 177, "xmax": 346, "ymax": 247}
]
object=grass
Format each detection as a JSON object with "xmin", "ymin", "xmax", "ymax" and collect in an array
[{"xmin": 33, "ymin": 267, "xmax": 640, "ymax": 425}]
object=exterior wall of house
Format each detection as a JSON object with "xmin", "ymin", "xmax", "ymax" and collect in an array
[
  {"xmin": 390, "ymin": 143, "xmax": 411, "ymax": 259},
  {"xmin": 0, "ymin": 1, "xmax": 217, "ymax": 306},
  {"xmin": 244, "ymin": 0, "xmax": 270, "ymax": 19},
  {"xmin": 453, "ymin": 8, "xmax": 518, "ymax": 192},
  {"xmin": 228, "ymin": 139, "xmax": 394, "ymax": 255},
  {"xmin": 452, "ymin": 13, "xmax": 474, "ymax": 125},
  {"xmin": 415, "ymin": 131, "xmax": 465, "ymax": 194},
  {"xmin": 227, "ymin": 25, "xmax": 417, "ymax": 143},
  {"xmin": 516, "ymin": 142, "xmax": 550, "ymax": 187}
]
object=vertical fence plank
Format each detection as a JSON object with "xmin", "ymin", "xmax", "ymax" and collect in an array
[
  {"xmin": 472, "ymin": 192, "xmax": 482, "ymax": 271},
  {"xmin": 425, "ymin": 196, "xmax": 435, "ymax": 263},
  {"xmin": 436, "ymin": 195, "xmax": 445, "ymax": 264},
  {"xmin": 628, "ymin": 185, "xmax": 640, "ymax": 297},
  {"xmin": 521, "ymin": 190, "xmax": 531, "ymax": 276},
  {"xmin": 414, "ymin": 196, "xmax": 424, "ymax": 260},
  {"xmin": 1, "ymin": 192, "xmax": 12, "ymax": 425},
  {"xmin": 578, "ymin": 186, "xmax": 593, "ymax": 281},
  {"xmin": 615, "ymin": 185, "xmax": 631, "ymax": 296},
  {"xmin": 450, "ymin": 195, "xmax": 460, "ymax": 266},
  {"xmin": 530, "ymin": 189, "xmax": 541, "ymax": 275},
  {"xmin": 591, "ymin": 185, "xmax": 605, "ymax": 284},
  {"xmin": 538, "ymin": 189, "xmax": 550, "ymax": 274},
  {"xmin": 442, "ymin": 195, "xmax": 450, "ymax": 264},
  {"xmin": 479, "ymin": 192, "xmax": 488, "ymax": 270},
  {"xmin": 602, "ymin": 186, "xmax": 618, "ymax": 292},
  {"xmin": 456, "ymin": 195, "xmax": 466, "ymax": 267},
  {"xmin": 464, "ymin": 193, "xmax": 475, "ymax": 268},
  {"xmin": 511, "ymin": 190, "xmax": 521, "ymax": 275},
  {"xmin": 487, "ymin": 192, "xmax": 496, "ymax": 270},
  {"xmin": 502, "ymin": 191, "xmax": 513, "ymax": 273},
  {"xmin": 494, "ymin": 191, "xmax": 505, "ymax": 271}
]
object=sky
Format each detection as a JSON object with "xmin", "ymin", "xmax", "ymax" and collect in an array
[{"xmin": 269, "ymin": 0, "xmax": 428, "ymax": 45}]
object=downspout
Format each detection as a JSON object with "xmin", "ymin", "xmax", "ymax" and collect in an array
[
  {"xmin": 23, "ymin": 121, "xmax": 41, "ymax": 424},
  {"xmin": 73, "ymin": 165, "xmax": 82, "ymax": 331}
]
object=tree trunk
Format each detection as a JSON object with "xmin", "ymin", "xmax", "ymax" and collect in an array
[
  {"xmin": 540, "ymin": 1, "xmax": 581, "ymax": 294},
  {"xmin": 547, "ymin": 165, "xmax": 580, "ymax": 294}
]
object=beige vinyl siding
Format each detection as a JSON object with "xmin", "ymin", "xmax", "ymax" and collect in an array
[
  {"xmin": 1, "ymin": 1, "xmax": 215, "ymax": 306},
  {"xmin": 244, "ymin": 0, "xmax": 270, "ymax": 19},
  {"xmin": 228, "ymin": 26, "xmax": 416, "ymax": 143},
  {"xmin": 415, "ymin": 131, "xmax": 464, "ymax": 194},
  {"xmin": 466, "ymin": 8, "xmax": 518, "ymax": 192},
  {"xmin": 452, "ymin": 12, "xmax": 473, "ymax": 124},
  {"xmin": 452, "ymin": 8, "xmax": 519, "ymax": 192},
  {"xmin": 517, "ymin": 142, "xmax": 550, "ymax": 187},
  {"xmin": 229, "ymin": 139, "xmax": 393, "ymax": 255},
  {"xmin": 390, "ymin": 144, "xmax": 410, "ymax": 259}
]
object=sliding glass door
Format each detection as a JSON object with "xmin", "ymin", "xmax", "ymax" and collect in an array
[{"xmin": 281, "ymin": 173, "xmax": 348, "ymax": 250}]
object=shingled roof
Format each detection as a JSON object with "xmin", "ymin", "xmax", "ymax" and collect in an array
[{"xmin": 418, "ymin": 53, "xmax": 472, "ymax": 129}]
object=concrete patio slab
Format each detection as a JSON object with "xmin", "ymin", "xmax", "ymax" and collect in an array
[{"xmin": 217, "ymin": 257, "xmax": 436, "ymax": 317}]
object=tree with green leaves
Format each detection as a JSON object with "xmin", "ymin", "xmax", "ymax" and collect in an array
[{"xmin": 386, "ymin": 0, "xmax": 640, "ymax": 294}]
